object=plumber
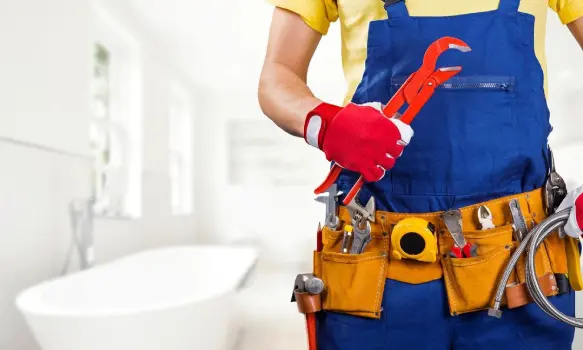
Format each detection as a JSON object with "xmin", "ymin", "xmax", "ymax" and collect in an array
[{"xmin": 259, "ymin": 0, "xmax": 583, "ymax": 349}]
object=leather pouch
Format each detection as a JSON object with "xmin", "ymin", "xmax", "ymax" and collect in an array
[
  {"xmin": 506, "ymin": 231, "xmax": 561, "ymax": 309},
  {"xmin": 441, "ymin": 225, "xmax": 515, "ymax": 315},
  {"xmin": 314, "ymin": 226, "xmax": 389, "ymax": 319}
]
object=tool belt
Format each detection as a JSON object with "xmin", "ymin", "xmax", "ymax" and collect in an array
[{"xmin": 312, "ymin": 188, "xmax": 582, "ymax": 319}]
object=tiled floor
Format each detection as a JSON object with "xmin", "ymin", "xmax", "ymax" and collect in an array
[{"xmin": 235, "ymin": 264, "xmax": 308, "ymax": 350}]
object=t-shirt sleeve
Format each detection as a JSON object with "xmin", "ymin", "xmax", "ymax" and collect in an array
[
  {"xmin": 266, "ymin": 0, "xmax": 339, "ymax": 35},
  {"xmin": 550, "ymin": 0, "xmax": 583, "ymax": 24}
]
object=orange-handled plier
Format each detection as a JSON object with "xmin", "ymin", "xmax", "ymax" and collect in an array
[{"xmin": 314, "ymin": 36, "xmax": 471, "ymax": 205}]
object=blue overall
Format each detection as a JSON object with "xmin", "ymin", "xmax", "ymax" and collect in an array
[{"xmin": 318, "ymin": 0, "xmax": 576, "ymax": 349}]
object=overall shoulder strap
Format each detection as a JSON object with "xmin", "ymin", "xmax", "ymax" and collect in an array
[
  {"xmin": 498, "ymin": 0, "xmax": 520, "ymax": 13},
  {"xmin": 383, "ymin": 0, "xmax": 410, "ymax": 19}
]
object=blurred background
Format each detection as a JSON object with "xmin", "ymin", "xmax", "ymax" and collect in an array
[{"xmin": 1, "ymin": 0, "xmax": 583, "ymax": 349}]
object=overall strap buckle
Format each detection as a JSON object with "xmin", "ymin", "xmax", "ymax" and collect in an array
[
  {"xmin": 382, "ymin": 0, "xmax": 404, "ymax": 7},
  {"xmin": 382, "ymin": 0, "xmax": 409, "ymax": 19}
]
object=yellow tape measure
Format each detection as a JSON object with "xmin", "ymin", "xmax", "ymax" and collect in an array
[{"xmin": 391, "ymin": 217, "xmax": 438, "ymax": 263}]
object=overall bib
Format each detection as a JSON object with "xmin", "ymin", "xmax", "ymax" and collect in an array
[{"xmin": 317, "ymin": 0, "xmax": 576, "ymax": 348}]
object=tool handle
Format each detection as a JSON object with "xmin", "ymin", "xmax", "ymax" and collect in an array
[
  {"xmin": 350, "ymin": 234, "xmax": 366, "ymax": 255},
  {"xmin": 306, "ymin": 314, "xmax": 318, "ymax": 350},
  {"xmin": 342, "ymin": 177, "xmax": 365, "ymax": 205},
  {"xmin": 450, "ymin": 246, "xmax": 463, "ymax": 259},
  {"xmin": 451, "ymin": 244, "xmax": 476, "ymax": 259},
  {"xmin": 314, "ymin": 164, "xmax": 343, "ymax": 194}
]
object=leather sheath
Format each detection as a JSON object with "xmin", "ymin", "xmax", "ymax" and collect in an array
[
  {"xmin": 294, "ymin": 291, "xmax": 322, "ymax": 314},
  {"xmin": 505, "ymin": 272, "xmax": 558, "ymax": 309}
]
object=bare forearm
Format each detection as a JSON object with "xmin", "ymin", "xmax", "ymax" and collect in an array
[
  {"xmin": 259, "ymin": 62, "xmax": 321, "ymax": 137},
  {"xmin": 568, "ymin": 16, "xmax": 583, "ymax": 49},
  {"xmin": 259, "ymin": 8, "xmax": 324, "ymax": 138}
]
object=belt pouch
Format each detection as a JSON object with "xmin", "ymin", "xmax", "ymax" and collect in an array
[
  {"xmin": 441, "ymin": 224, "xmax": 515, "ymax": 315},
  {"xmin": 313, "ymin": 226, "xmax": 389, "ymax": 319}
]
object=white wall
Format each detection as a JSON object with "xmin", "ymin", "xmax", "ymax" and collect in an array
[
  {"xmin": 0, "ymin": 0, "xmax": 92, "ymax": 157},
  {"xmin": 546, "ymin": 12, "xmax": 583, "ymax": 347},
  {"xmin": 185, "ymin": 1, "xmax": 346, "ymax": 270},
  {"xmin": 0, "ymin": 1, "xmax": 199, "ymax": 349}
]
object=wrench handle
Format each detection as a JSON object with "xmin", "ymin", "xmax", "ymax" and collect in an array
[
  {"xmin": 342, "ymin": 177, "xmax": 365, "ymax": 205},
  {"xmin": 350, "ymin": 234, "xmax": 367, "ymax": 254},
  {"xmin": 314, "ymin": 164, "xmax": 343, "ymax": 194}
]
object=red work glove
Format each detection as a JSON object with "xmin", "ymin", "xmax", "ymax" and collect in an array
[
  {"xmin": 558, "ymin": 185, "xmax": 583, "ymax": 238},
  {"xmin": 304, "ymin": 102, "xmax": 413, "ymax": 182}
]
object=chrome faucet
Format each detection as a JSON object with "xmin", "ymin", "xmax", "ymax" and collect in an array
[{"xmin": 61, "ymin": 198, "xmax": 95, "ymax": 275}]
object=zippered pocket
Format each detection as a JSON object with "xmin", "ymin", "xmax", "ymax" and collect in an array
[
  {"xmin": 386, "ymin": 74, "xmax": 519, "ymax": 196},
  {"xmin": 391, "ymin": 76, "xmax": 515, "ymax": 92}
]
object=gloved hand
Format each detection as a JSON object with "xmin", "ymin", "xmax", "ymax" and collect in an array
[
  {"xmin": 557, "ymin": 185, "xmax": 583, "ymax": 238},
  {"xmin": 304, "ymin": 102, "xmax": 413, "ymax": 182}
]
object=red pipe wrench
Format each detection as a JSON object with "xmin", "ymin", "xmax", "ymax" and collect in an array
[{"xmin": 314, "ymin": 37, "xmax": 471, "ymax": 205}]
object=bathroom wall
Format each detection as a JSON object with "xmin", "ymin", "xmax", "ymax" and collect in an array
[
  {"xmin": 0, "ymin": 1, "xmax": 199, "ymax": 349},
  {"xmin": 185, "ymin": 1, "xmax": 347, "ymax": 270},
  {"xmin": 547, "ymin": 10, "xmax": 583, "ymax": 345},
  {"xmin": 3, "ymin": 1, "xmax": 583, "ymax": 348}
]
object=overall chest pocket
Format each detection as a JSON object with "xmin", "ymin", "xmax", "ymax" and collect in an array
[
  {"xmin": 390, "ymin": 75, "xmax": 516, "ymax": 124},
  {"xmin": 391, "ymin": 75, "xmax": 515, "ymax": 93},
  {"xmin": 390, "ymin": 75, "xmax": 516, "ymax": 125},
  {"xmin": 388, "ymin": 75, "xmax": 519, "ymax": 195}
]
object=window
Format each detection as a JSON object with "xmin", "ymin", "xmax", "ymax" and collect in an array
[
  {"xmin": 90, "ymin": 43, "xmax": 114, "ymax": 214},
  {"xmin": 169, "ymin": 83, "xmax": 193, "ymax": 216},
  {"xmin": 90, "ymin": 6, "xmax": 142, "ymax": 218}
]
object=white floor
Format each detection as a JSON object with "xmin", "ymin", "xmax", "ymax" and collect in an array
[{"xmin": 235, "ymin": 263, "xmax": 308, "ymax": 350}]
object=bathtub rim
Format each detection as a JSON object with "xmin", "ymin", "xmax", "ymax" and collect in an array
[{"xmin": 15, "ymin": 245, "xmax": 258, "ymax": 319}]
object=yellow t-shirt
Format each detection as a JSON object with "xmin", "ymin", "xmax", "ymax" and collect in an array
[{"xmin": 269, "ymin": 0, "xmax": 583, "ymax": 104}]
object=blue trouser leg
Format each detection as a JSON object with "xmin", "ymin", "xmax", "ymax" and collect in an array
[
  {"xmin": 317, "ymin": 279, "xmax": 452, "ymax": 350},
  {"xmin": 453, "ymin": 292, "xmax": 575, "ymax": 350},
  {"xmin": 317, "ymin": 279, "xmax": 575, "ymax": 350}
]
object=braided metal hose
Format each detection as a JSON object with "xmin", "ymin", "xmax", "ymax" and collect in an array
[{"xmin": 489, "ymin": 209, "xmax": 583, "ymax": 327}]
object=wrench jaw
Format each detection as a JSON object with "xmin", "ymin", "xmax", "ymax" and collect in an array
[
  {"xmin": 346, "ymin": 196, "xmax": 376, "ymax": 224},
  {"xmin": 346, "ymin": 195, "xmax": 376, "ymax": 254},
  {"xmin": 432, "ymin": 67, "xmax": 463, "ymax": 84},
  {"xmin": 421, "ymin": 37, "xmax": 471, "ymax": 73},
  {"xmin": 477, "ymin": 205, "xmax": 495, "ymax": 230},
  {"xmin": 448, "ymin": 44, "xmax": 472, "ymax": 53},
  {"xmin": 350, "ymin": 221, "xmax": 372, "ymax": 254},
  {"xmin": 315, "ymin": 184, "xmax": 343, "ymax": 230}
]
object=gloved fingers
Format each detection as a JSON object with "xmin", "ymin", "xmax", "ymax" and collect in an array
[
  {"xmin": 557, "ymin": 184, "xmax": 583, "ymax": 212},
  {"xmin": 557, "ymin": 191, "xmax": 578, "ymax": 212},
  {"xmin": 385, "ymin": 142, "xmax": 406, "ymax": 159},
  {"xmin": 362, "ymin": 165, "xmax": 386, "ymax": 183},
  {"xmin": 360, "ymin": 101, "xmax": 383, "ymax": 112},
  {"xmin": 563, "ymin": 208, "xmax": 583, "ymax": 238},
  {"xmin": 377, "ymin": 153, "xmax": 396, "ymax": 171},
  {"xmin": 390, "ymin": 119, "xmax": 414, "ymax": 145}
]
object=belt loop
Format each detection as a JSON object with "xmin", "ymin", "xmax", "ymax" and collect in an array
[{"xmin": 383, "ymin": 0, "xmax": 410, "ymax": 20}]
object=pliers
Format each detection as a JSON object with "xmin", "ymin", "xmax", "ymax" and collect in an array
[
  {"xmin": 443, "ymin": 209, "xmax": 477, "ymax": 258},
  {"xmin": 314, "ymin": 36, "xmax": 471, "ymax": 204}
]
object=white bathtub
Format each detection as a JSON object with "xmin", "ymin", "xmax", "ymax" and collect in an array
[{"xmin": 15, "ymin": 245, "xmax": 258, "ymax": 350}]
